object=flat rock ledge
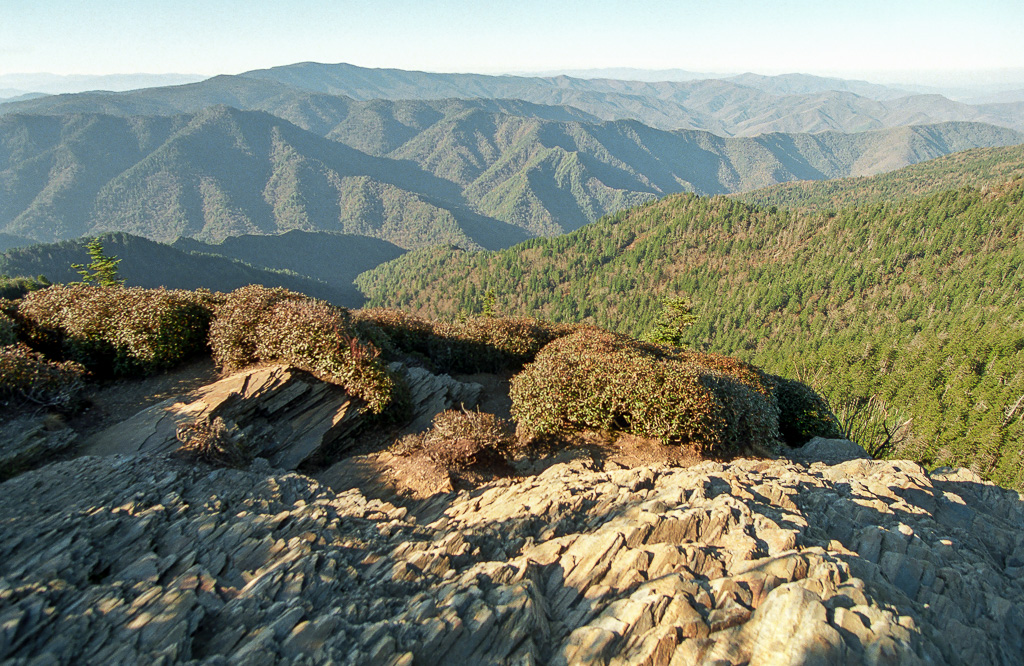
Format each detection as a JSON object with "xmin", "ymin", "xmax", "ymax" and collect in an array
[{"xmin": 0, "ymin": 453, "xmax": 1021, "ymax": 665}]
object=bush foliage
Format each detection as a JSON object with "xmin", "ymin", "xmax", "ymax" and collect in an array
[
  {"xmin": 0, "ymin": 275, "xmax": 51, "ymax": 301},
  {"xmin": 15, "ymin": 285, "xmax": 215, "ymax": 376},
  {"xmin": 770, "ymin": 375, "xmax": 844, "ymax": 446},
  {"xmin": 0, "ymin": 343, "xmax": 87, "ymax": 408},
  {"xmin": 393, "ymin": 409, "xmax": 519, "ymax": 472},
  {"xmin": 511, "ymin": 329, "xmax": 780, "ymax": 454},
  {"xmin": 353, "ymin": 308, "xmax": 579, "ymax": 373},
  {"xmin": 0, "ymin": 310, "xmax": 16, "ymax": 347},
  {"xmin": 175, "ymin": 416, "xmax": 249, "ymax": 467},
  {"xmin": 209, "ymin": 286, "xmax": 396, "ymax": 413}
]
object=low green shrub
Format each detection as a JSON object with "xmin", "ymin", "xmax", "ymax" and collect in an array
[
  {"xmin": 15, "ymin": 285, "xmax": 215, "ymax": 376},
  {"xmin": 0, "ymin": 343, "xmax": 87, "ymax": 408},
  {"xmin": 209, "ymin": 285, "xmax": 308, "ymax": 370},
  {"xmin": 353, "ymin": 308, "xmax": 580, "ymax": 373},
  {"xmin": 0, "ymin": 275, "xmax": 50, "ymax": 301},
  {"xmin": 510, "ymin": 329, "xmax": 780, "ymax": 454},
  {"xmin": 210, "ymin": 286, "xmax": 396, "ymax": 413},
  {"xmin": 16, "ymin": 285, "xmax": 215, "ymax": 375},
  {"xmin": 771, "ymin": 375, "xmax": 844, "ymax": 446}
]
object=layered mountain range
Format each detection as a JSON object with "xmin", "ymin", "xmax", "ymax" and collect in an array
[
  {"xmin": 8, "ymin": 63, "xmax": 1020, "ymax": 135},
  {"xmin": 1, "ymin": 104, "xmax": 1020, "ymax": 248},
  {"xmin": 2, "ymin": 62, "xmax": 1022, "ymax": 262}
]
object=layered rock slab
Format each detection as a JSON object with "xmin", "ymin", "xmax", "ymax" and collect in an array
[
  {"xmin": 0, "ymin": 453, "xmax": 1021, "ymax": 664},
  {"xmin": 81, "ymin": 364, "xmax": 481, "ymax": 470}
]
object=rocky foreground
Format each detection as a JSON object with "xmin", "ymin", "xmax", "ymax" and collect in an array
[{"xmin": 1, "ymin": 445, "xmax": 1022, "ymax": 664}]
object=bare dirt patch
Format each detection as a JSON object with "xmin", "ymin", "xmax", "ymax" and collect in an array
[{"xmin": 64, "ymin": 358, "xmax": 219, "ymax": 439}]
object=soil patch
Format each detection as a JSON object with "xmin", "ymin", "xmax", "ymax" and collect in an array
[{"xmin": 64, "ymin": 357, "xmax": 219, "ymax": 439}]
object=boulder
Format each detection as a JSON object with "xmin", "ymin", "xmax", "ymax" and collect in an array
[
  {"xmin": 0, "ymin": 414, "xmax": 77, "ymax": 478},
  {"xmin": 81, "ymin": 364, "xmax": 364, "ymax": 469},
  {"xmin": 789, "ymin": 436, "xmax": 871, "ymax": 464}
]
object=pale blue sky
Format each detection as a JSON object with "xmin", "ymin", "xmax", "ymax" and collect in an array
[{"xmin": 2, "ymin": 0, "xmax": 1022, "ymax": 82}]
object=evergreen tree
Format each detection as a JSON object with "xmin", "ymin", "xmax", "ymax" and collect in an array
[
  {"xmin": 646, "ymin": 297, "xmax": 698, "ymax": 347},
  {"xmin": 71, "ymin": 238, "xmax": 124, "ymax": 287}
]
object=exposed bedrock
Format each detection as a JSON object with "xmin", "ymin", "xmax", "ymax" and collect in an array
[{"xmin": 0, "ymin": 450, "xmax": 1021, "ymax": 664}]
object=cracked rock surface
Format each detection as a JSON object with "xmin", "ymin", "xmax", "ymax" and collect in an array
[{"xmin": 0, "ymin": 453, "xmax": 1022, "ymax": 665}]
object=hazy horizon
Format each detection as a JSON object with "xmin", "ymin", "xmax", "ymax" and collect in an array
[
  {"xmin": 2, "ymin": 63, "xmax": 1023, "ymax": 101},
  {"xmin": 3, "ymin": 1, "xmax": 1021, "ymax": 88}
]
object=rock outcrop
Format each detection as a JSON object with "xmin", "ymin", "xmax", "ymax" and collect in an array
[
  {"xmin": 0, "ymin": 414, "xmax": 77, "ymax": 478},
  {"xmin": 81, "ymin": 364, "xmax": 482, "ymax": 470},
  {"xmin": 0, "ymin": 450, "xmax": 1021, "ymax": 664}
]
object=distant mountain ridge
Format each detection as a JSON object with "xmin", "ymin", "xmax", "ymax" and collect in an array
[
  {"xmin": 3, "ymin": 62, "xmax": 1022, "ymax": 137},
  {"xmin": 2, "ymin": 105, "xmax": 1019, "ymax": 245},
  {"xmin": 0, "ymin": 232, "xmax": 363, "ymax": 306}
]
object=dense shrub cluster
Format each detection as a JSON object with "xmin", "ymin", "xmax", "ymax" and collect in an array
[
  {"xmin": 209, "ymin": 286, "xmax": 396, "ymax": 413},
  {"xmin": 0, "ymin": 343, "xmax": 87, "ymax": 408},
  {"xmin": 354, "ymin": 308, "xmax": 579, "ymax": 373},
  {"xmin": 771, "ymin": 375, "xmax": 844, "ymax": 446},
  {"xmin": 15, "ymin": 285, "xmax": 215, "ymax": 376},
  {"xmin": 510, "ymin": 329, "xmax": 780, "ymax": 454},
  {"xmin": 393, "ymin": 409, "xmax": 518, "ymax": 471},
  {"xmin": 0, "ymin": 310, "xmax": 16, "ymax": 347},
  {"xmin": 0, "ymin": 275, "xmax": 50, "ymax": 301}
]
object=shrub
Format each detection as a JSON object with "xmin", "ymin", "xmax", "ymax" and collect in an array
[
  {"xmin": 771, "ymin": 375, "xmax": 844, "ymax": 446},
  {"xmin": 393, "ymin": 409, "xmax": 518, "ymax": 471},
  {"xmin": 353, "ymin": 308, "xmax": 581, "ymax": 373},
  {"xmin": 0, "ymin": 275, "xmax": 50, "ymax": 301},
  {"xmin": 209, "ymin": 285, "xmax": 308, "ymax": 370},
  {"xmin": 352, "ymin": 308, "xmax": 435, "ymax": 361},
  {"xmin": 15, "ymin": 285, "xmax": 215, "ymax": 376},
  {"xmin": 0, "ymin": 343, "xmax": 87, "ymax": 408},
  {"xmin": 510, "ymin": 329, "xmax": 780, "ymax": 454},
  {"xmin": 175, "ymin": 416, "xmax": 249, "ymax": 467},
  {"xmin": 210, "ymin": 286, "xmax": 396, "ymax": 413},
  {"xmin": 0, "ymin": 310, "xmax": 16, "ymax": 347}
]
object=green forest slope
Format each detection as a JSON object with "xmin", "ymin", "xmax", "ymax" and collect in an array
[
  {"xmin": 736, "ymin": 143, "xmax": 1024, "ymax": 211},
  {"xmin": 357, "ymin": 180, "xmax": 1024, "ymax": 487}
]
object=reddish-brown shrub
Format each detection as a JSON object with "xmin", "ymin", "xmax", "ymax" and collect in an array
[
  {"xmin": 0, "ymin": 343, "xmax": 87, "ymax": 408},
  {"xmin": 210, "ymin": 286, "xmax": 396, "ymax": 413},
  {"xmin": 15, "ymin": 285, "xmax": 214, "ymax": 376},
  {"xmin": 510, "ymin": 329, "xmax": 780, "ymax": 454},
  {"xmin": 393, "ymin": 409, "xmax": 518, "ymax": 471},
  {"xmin": 353, "ymin": 309, "xmax": 582, "ymax": 373},
  {"xmin": 175, "ymin": 416, "xmax": 248, "ymax": 467}
]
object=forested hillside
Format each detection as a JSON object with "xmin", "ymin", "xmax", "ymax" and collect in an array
[
  {"xmin": 736, "ymin": 143, "xmax": 1024, "ymax": 211},
  {"xmin": 357, "ymin": 179, "xmax": 1024, "ymax": 487},
  {"xmin": 0, "ymin": 107, "xmax": 529, "ymax": 249}
]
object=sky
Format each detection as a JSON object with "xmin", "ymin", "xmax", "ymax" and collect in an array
[{"xmin": 2, "ymin": 0, "xmax": 1023, "ymax": 86}]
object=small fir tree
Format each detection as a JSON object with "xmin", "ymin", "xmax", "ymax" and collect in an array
[
  {"xmin": 482, "ymin": 290, "xmax": 497, "ymax": 318},
  {"xmin": 71, "ymin": 238, "xmax": 124, "ymax": 287},
  {"xmin": 646, "ymin": 297, "xmax": 698, "ymax": 347}
]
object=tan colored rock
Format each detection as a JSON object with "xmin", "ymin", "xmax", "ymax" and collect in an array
[{"xmin": 0, "ymin": 441, "xmax": 1022, "ymax": 664}]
